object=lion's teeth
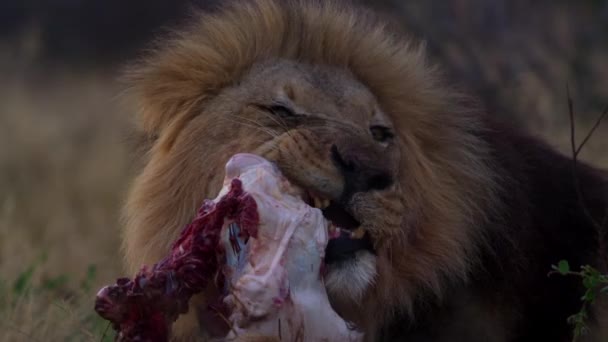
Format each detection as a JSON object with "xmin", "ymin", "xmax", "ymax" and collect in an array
[
  {"xmin": 350, "ymin": 227, "xmax": 365, "ymax": 239},
  {"xmin": 312, "ymin": 196, "xmax": 330, "ymax": 209}
]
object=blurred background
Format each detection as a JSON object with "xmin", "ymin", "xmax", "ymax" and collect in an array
[{"xmin": 1, "ymin": 0, "xmax": 606, "ymax": 340}]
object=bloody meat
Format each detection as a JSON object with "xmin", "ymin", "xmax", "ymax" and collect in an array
[{"xmin": 94, "ymin": 178, "xmax": 258, "ymax": 342}]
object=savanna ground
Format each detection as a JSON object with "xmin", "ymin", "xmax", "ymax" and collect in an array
[{"xmin": 1, "ymin": 1, "xmax": 607, "ymax": 341}]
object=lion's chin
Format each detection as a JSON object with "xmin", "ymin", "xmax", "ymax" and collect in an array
[
  {"xmin": 324, "ymin": 250, "xmax": 377, "ymax": 305},
  {"xmin": 294, "ymin": 185, "xmax": 378, "ymax": 307}
]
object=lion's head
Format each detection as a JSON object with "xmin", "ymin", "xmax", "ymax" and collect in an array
[{"xmin": 122, "ymin": 0, "xmax": 499, "ymax": 338}]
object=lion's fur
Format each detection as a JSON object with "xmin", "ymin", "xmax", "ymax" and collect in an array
[{"xmin": 121, "ymin": 0, "xmax": 607, "ymax": 341}]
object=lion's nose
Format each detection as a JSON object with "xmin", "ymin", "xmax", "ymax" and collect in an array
[{"xmin": 330, "ymin": 144, "xmax": 393, "ymax": 196}]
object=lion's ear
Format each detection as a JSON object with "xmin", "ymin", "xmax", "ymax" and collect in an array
[
  {"xmin": 124, "ymin": 61, "xmax": 205, "ymax": 138},
  {"xmin": 122, "ymin": 52, "xmax": 214, "ymax": 152}
]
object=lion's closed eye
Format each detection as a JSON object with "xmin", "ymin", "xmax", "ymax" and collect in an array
[{"xmin": 267, "ymin": 103, "xmax": 296, "ymax": 118}]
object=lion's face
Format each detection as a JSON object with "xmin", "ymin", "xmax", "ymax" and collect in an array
[
  {"xmin": 248, "ymin": 61, "xmax": 404, "ymax": 305},
  {"xmin": 200, "ymin": 60, "xmax": 405, "ymax": 315},
  {"xmin": 123, "ymin": 1, "xmax": 498, "ymax": 336}
]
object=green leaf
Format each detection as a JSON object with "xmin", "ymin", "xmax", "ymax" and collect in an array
[
  {"xmin": 80, "ymin": 264, "xmax": 97, "ymax": 292},
  {"xmin": 12, "ymin": 265, "xmax": 36, "ymax": 296},
  {"xmin": 582, "ymin": 274, "xmax": 599, "ymax": 290},
  {"xmin": 557, "ymin": 260, "xmax": 570, "ymax": 275},
  {"xmin": 582, "ymin": 289, "xmax": 596, "ymax": 303},
  {"xmin": 42, "ymin": 274, "xmax": 69, "ymax": 291},
  {"xmin": 11, "ymin": 254, "xmax": 49, "ymax": 296}
]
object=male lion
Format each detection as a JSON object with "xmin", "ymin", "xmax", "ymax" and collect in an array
[{"xmin": 121, "ymin": 0, "xmax": 608, "ymax": 341}]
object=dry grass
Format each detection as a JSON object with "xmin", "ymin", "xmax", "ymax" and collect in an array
[{"xmin": 0, "ymin": 69, "xmax": 132, "ymax": 341}]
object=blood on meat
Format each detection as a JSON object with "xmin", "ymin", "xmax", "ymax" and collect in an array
[{"xmin": 94, "ymin": 179, "xmax": 259, "ymax": 342}]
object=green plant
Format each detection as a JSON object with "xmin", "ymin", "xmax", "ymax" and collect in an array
[
  {"xmin": 550, "ymin": 260, "xmax": 608, "ymax": 341},
  {"xmin": 0, "ymin": 258, "xmax": 113, "ymax": 341},
  {"xmin": 553, "ymin": 93, "xmax": 608, "ymax": 341},
  {"xmin": 10, "ymin": 253, "xmax": 48, "ymax": 299}
]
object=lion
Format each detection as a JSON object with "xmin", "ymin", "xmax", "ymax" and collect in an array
[{"xmin": 120, "ymin": 0, "xmax": 608, "ymax": 341}]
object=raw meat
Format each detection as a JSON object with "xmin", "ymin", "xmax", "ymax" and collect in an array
[
  {"xmin": 94, "ymin": 153, "xmax": 362, "ymax": 342},
  {"xmin": 219, "ymin": 154, "xmax": 362, "ymax": 341}
]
